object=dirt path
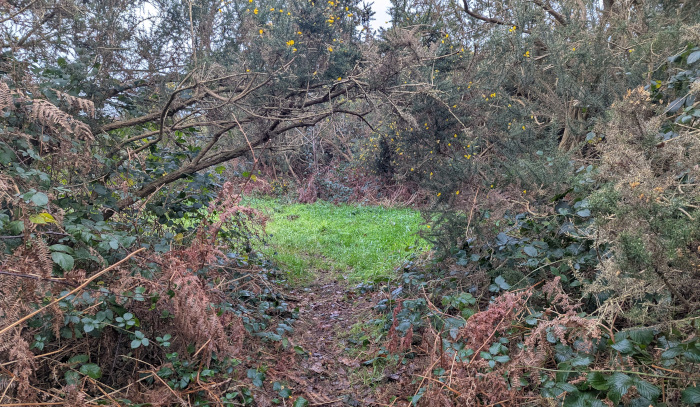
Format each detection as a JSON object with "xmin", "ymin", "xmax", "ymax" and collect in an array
[{"xmin": 284, "ymin": 271, "xmax": 380, "ymax": 406}]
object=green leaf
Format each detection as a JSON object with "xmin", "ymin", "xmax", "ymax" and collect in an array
[
  {"xmin": 571, "ymin": 356, "xmax": 593, "ymax": 367},
  {"xmin": 293, "ymin": 397, "xmax": 308, "ymax": 407},
  {"xmin": 587, "ymin": 372, "xmax": 609, "ymax": 391},
  {"xmin": 628, "ymin": 329, "xmax": 654, "ymax": 345},
  {"xmin": 681, "ymin": 386, "xmax": 700, "ymax": 404},
  {"xmin": 247, "ymin": 369, "xmax": 265, "ymax": 387},
  {"xmin": 31, "ymin": 192, "xmax": 49, "ymax": 207},
  {"xmin": 494, "ymin": 275, "xmax": 511, "ymax": 290},
  {"xmin": 557, "ymin": 382, "xmax": 578, "ymax": 392},
  {"xmin": 563, "ymin": 392, "xmax": 606, "ymax": 407},
  {"xmin": 632, "ymin": 377, "xmax": 660, "ymax": 401},
  {"xmin": 67, "ymin": 354, "xmax": 89, "ymax": 365},
  {"xmin": 493, "ymin": 355, "xmax": 511, "ymax": 363},
  {"xmin": 64, "ymin": 370, "xmax": 81, "ymax": 386},
  {"xmin": 51, "ymin": 252, "xmax": 74, "ymax": 271},
  {"xmin": 79, "ymin": 363, "xmax": 102, "ymax": 379},
  {"xmin": 688, "ymin": 50, "xmax": 700, "ymax": 65},
  {"xmin": 30, "ymin": 212, "xmax": 56, "ymax": 224},
  {"xmin": 605, "ymin": 372, "xmax": 634, "ymax": 404},
  {"xmin": 661, "ymin": 346, "xmax": 684, "ymax": 359},
  {"xmin": 409, "ymin": 386, "xmax": 426, "ymax": 405},
  {"xmin": 523, "ymin": 246, "xmax": 538, "ymax": 257},
  {"xmin": 576, "ymin": 209, "xmax": 591, "ymax": 217},
  {"xmin": 611, "ymin": 339, "xmax": 634, "ymax": 354},
  {"xmin": 49, "ymin": 244, "xmax": 74, "ymax": 254}
]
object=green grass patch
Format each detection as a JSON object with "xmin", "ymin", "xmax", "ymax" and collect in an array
[{"xmin": 244, "ymin": 197, "xmax": 429, "ymax": 283}]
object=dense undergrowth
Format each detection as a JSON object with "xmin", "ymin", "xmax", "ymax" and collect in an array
[{"xmin": 3, "ymin": 0, "xmax": 700, "ymax": 405}]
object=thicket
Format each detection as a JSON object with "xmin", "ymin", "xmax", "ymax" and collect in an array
[
  {"xmin": 0, "ymin": 0, "xmax": 435, "ymax": 403},
  {"xmin": 3, "ymin": 0, "xmax": 700, "ymax": 405},
  {"xmin": 360, "ymin": 1, "xmax": 700, "ymax": 406}
]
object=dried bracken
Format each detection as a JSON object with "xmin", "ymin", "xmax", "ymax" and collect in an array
[
  {"xmin": 0, "ymin": 81, "xmax": 12, "ymax": 111},
  {"xmin": 52, "ymin": 89, "xmax": 95, "ymax": 117},
  {"xmin": 30, "ymin": 99, "xmax": 93, "ymax": 140}
]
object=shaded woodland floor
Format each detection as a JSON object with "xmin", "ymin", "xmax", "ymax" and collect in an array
[{"xmin": 274, "ymin": 270, "xmax": 422, "ymax": 406}]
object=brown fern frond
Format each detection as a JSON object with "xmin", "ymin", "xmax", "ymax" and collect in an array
[
  {"xmin": 0, "ymin": 81, "xmax": 12, "ymax": 111},
  {"xmin": 8, "ymin": 333, "xmax": 37, "ymax": 402},
  {"xmin": 52, "ymin": 89, "xmax": 95, "ymax": 118},
  {"xmin": 30, "ymin": 100, "xmax": 93, "ymax": 140}
]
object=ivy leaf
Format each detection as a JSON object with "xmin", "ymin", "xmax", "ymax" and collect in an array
[
  {"xmin": 293, "ymin": 396, "xmax": 309, "ymax": 407},
  {"xmin": 247, "ymin": 369, "xmax": 265, "ymax": 387},
  {"xmin": 494, "ymin": 275, "xmax": 511, "ymax": 290},
  {"xmin": 668, "ymin": 97, "xmax": 686, "ymax": 113},
  {"xmin": 51, "ymin": 252, "xmax": 74, "ymax": 271},
  {"xmin": 681, "ymin": 386, "xmax": 700, "ymax": 404},
  {"xmin": 79, "ymin": 363, "xmax": 102, "ymax": 379},
  {"xmin": 409, "ymin": 386, "xmax": 426, "ymax": 405}
]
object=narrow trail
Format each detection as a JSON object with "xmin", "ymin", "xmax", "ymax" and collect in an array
[{"xmin": 284, "ymin": 270, "xmax": 380, "ymax": 406}]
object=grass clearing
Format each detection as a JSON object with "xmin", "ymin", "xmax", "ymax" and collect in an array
[{"xmin": 244, "ymin": 197, "xmax": 429, "ymax": 283}]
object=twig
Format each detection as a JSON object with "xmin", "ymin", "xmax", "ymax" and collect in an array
[
  {"xmin": 415, "ymin": 374, "xmax": 462, "ymax": 395},
  {"xmin": 0, "ymin": 270, "xmax": 77, "ymax": 287}
]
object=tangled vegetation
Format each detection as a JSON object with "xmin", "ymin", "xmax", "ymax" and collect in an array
[{"xmin": 2, "ymin": 0, "xmax": 700, "ymax": 406}]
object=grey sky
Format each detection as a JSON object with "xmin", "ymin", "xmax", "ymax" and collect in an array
[{"xmin": 369, "ymin": 0, "xmax": 392, "ymax": 31}]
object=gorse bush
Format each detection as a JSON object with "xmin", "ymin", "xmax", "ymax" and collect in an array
[{"xmin": 359, "ymin": 1, "xmax": 700, "ymax": 406}]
